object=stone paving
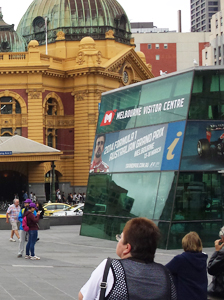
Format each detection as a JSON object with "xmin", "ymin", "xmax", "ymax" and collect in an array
[{"xmin": 0, "ymin": 225, "xmax": 215, "ymax": 299}]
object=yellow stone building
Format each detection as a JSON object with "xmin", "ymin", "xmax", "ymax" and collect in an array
[{"xmin": 0, "ymin": 0, "xmax": 153, "ymax": 202}]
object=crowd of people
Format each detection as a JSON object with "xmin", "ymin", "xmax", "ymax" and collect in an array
[
  {"xmin": 5, "ymin": 196, "xmax": 224, "ymax": 299},
  {"xmin": 6, "ymin": 198, "xmax": 42, "ymax": 260},
  {"xmin": 55, "ymin": 189, "xmax": 86, "ymax": 204},
  {"xmin": 79, "ymin": 218, "xmax": 224, "ymax": 300}
]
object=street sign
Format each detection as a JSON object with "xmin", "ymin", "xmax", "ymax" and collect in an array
[{"xmin": 0, "ymin": 151, "xmax": 12, "ymax": 155}]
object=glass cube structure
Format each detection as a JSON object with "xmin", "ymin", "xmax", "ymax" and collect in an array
[{"xmin": 80, "ymin": 67, "xmax": 224, "ymax": 249}]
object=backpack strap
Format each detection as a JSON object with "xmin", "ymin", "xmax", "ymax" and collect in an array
[{"xmin": 99, "ymin": 257, "xmax": 112, "ymax": 300}]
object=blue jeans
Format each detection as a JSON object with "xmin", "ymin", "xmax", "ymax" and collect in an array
[{"xmin": 26, "ymin": 230, "xmax": 37, "ymax": 256}]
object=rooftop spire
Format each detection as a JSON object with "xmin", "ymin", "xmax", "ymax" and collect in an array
[{"xmin": 0, "ymin": 7, "xmax": 3, "ymax": 20}]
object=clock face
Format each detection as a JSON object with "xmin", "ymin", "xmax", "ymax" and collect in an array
[{"xmin": 123, "ymin": 71, "xmax": 129, "ymax": 84}]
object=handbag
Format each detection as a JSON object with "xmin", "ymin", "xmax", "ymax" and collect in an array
[{"xmin": 99, "ymin": 257, "xmax": 112, "ymax": 300}]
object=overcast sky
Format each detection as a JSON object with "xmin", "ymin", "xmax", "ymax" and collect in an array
[{"xmin": 1, "ymin": 0, "xmax": 191, "ymax": 32}]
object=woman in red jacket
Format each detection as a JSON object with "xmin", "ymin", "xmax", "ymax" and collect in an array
[{"xmin": 24, "ymin": 203, "xmax": 41, "ymax": 260}]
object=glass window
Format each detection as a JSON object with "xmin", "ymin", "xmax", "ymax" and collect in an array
[
  {"xmin": 85, "ymin": 173, "xmax": 160, "ymax": 219},
  {"xmin": 189, "ymin": 70, "xmax": 224, "ymax": 120},
  {"xmin": 80, "ymin": 214, "xmax": 128, "ymax": 240},
  {"xmin": 208, "ymin": 7, "xmax": 218, "ymax": 11},
  {"xmin": 96, "ymin": 86, "xmax": 141, "ymax": 134},
  {"xmin": 57, "ymin": 204, "xmax": 67, "ymax": 209},
  {"xmin": 155, "ymin": 55, "xmax": 160, "ymax": 60},
  {"xmin": 45, "ymin": 205, "xmax": 55, "ymax": 210},
  {"xmin": 155, "ymin": 44, "xmax": 159, "ymax": 49},
  {"xmin": 48, "ymin": 133, "xmax": 53, "ymax": 147},
  {"xmin": 157, "ymin": 222, "xmax": 170, "ymax": 249},
  {"xmin": 148, "ymin": 44, "xmax": 151, "ymax": 49},
  {"xmin": 153, "ymin": 172, "xmax": 177, "ymax": 220},
  {"xmin": 112, "ymin": 173, "xmax": 160, "ymax": 219},
  {"xmin": 1, "ymin": 128, "xmax": 12, "ymax": 135},
  {"xmin": 0, "ymin": 97, "xmax": 21, "ymax": 114},
  {"xmin": 168, "ymin": 221, "xmax": 222, "ymax": 249},
  {"xmin": 172, "ymin": 172, "xmax": 223, "ymax": 221},
  {"xmin": 136, "ymin": 71, "xmax": 193, "ymax": 127},
  {"xmin": 46, "ymin": 98, "xmax": 58, "ymax": 116}
]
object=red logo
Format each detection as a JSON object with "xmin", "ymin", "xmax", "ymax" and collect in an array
[
  {"xmin": 100, "ymin": 110, "xmax": 117, "ymax": 126},
  {"xmin": 220, "ymin": 133, "xmax": 224, "ymax": 139}
]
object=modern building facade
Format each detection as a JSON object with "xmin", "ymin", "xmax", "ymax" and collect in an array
[
  {"xmin": 191, "ymin": 0, "xmax": 220, "ymax": 32},
  {"xmin": 81, "ymin": 66, "xmax": 224, "ymax": 249},
  {"xmin": 203, "ymin": 0, "xmax": 224, "ymax": 65},
  {"xmin": 133, "ymin": 32, "xmax": 210, "ymax": 77},
  {"xmin": 0, "ymin": 0, "xmax": 153, "ymax": 202}
]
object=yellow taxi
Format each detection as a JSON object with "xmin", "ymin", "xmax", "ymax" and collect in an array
[{"xmin": 43, "ymin": 203, "xmax": 71, "ymax": 216}]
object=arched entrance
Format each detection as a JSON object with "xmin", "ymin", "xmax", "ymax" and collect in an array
[{"xmin": 0, "ymin": 171, "xmax": 27, "ymax": 203}]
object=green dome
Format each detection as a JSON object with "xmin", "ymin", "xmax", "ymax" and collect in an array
[
  {"xmin": 17, "ymin": 0, "xmax": 132, "ymax": 45},
  {"xmin": 0, "ymin": 9, "xmax": 26, "ymax": 52}
]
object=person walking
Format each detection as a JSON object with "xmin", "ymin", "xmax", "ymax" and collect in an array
[
  {"xmin": 79, "ymin": 217, "xmax": 176, "ymax": 300},
  {"xmin": 6, "ymin": 198, "xmax": 21, "ymax": 242},
  {"xmin": 24, "ymin": 203, "xmax": 41, "ymax": 260},
  {"xmin": 17, "ymin": 199, "xmax": 36, "ymax": 258},
  {"xmin": 166, "ymin": 232, "xmax": 208, "ymax": 300},
  {"xmin": 207, "ymin": 226, "xmax": 224, "ymax": 299}
]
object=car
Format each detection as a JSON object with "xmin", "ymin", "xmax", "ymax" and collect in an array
[
  {"xmin": 197, "ymin": 124, "xmax": 224, "ymax": 157},
  {"xmin": 43, "ymin": 203, "xmax": 71, "ymax": 216},
  {"xmin": 52, "ymin": 204, "xmax": 84, "ymax": 216}
]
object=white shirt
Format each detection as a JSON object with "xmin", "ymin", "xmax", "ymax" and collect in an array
[{"xmin": 80, "ymin": 259, "xmax": 114, "ymax": 300}]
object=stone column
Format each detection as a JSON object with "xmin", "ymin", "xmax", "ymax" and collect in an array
[{"xmin": 26, "ymin": 88, "xmax": 44, "ymax": 143}]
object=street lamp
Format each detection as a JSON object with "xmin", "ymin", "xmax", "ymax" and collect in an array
[{"xmin": 51, "ymin": 162, "xmax": 56, "ymax": 202}]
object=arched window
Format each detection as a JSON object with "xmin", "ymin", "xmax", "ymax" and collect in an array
[
  {"xmin": 1, "ymin": 41, "xmax": 10, "ymax": 52},
  {"xmin": 46, "ymin": 98, "xmax": 58, "ymax": 116},
  {"xmin": 120, "ymin": 15, "xmax": 126, "ymax": 30},
  {"xmin": 0, "ymin": 97, "xmax": 21, "ymax": 114},
  {"xmin": 47, "ymin": 129, "xmax": 57, "ymax": 148},
  {"xmin": 33, "ymin": 16, "xmax": 45, "ymax": 33}
]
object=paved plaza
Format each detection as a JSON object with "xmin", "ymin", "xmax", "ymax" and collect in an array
[{"xmin": 0, "ymin": 225, "xmax": 215, "ymax": 300}]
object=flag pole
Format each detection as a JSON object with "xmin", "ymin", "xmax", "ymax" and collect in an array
[{"xmin": 45, "ymin": 17, "xmax": 48, "ymax": 55}]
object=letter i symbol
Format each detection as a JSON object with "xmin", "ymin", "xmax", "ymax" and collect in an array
[{"xmin": 166, "ymin": 132, "xmax": 182, "ymax": 160}]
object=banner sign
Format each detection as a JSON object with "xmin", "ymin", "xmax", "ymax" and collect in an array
[
  {"xmin": 181, "ymin": 121, "xmax": 224, "ymax": 171},
  {"xmin": 100, "ymin": 98, "xmax": 186, "ymax": 127},
  {"xmin": 90, "ymin": 121, "xmax": 186, "ymax": 173}
]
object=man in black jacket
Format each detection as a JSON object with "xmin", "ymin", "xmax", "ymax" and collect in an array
[{"xmin": 207, "ymin": 226, "xmax": 224, "ymax": 299}]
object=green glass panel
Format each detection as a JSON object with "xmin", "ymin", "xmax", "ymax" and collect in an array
[
  {"xmin": 167, "ymin": 221, "xmax": 223, "ymax": 249},
  {"xmin": 84, "ymin": 172, "xmax": 161, "ymax": 219},
  {"xmin": 84, "ymin": 174, "xmax": 111, "ymax": 214},
  {"xmin": 111, "ymin": 172, "xmax": 160, "ymax": 219},
  {"xmin": 136, "ymin": 71, "xmax": 193, "ymax": 127},
  {"xmin": 173, "ymin": 172, "xmax": 223, "ymax": 221},
  {"xmin": 96, "ymin": 86, "xmax": 141, "ymax": 134},
  {"xmin": 153, "ymin": 172, "xmax": 177, "ymax": 221},
  {"xmin": 157, "ymin": 221, "xmax": 170, "ymax": 249},
  {"xmin": 80, "ymin": 214, "xmax": 129, "ymax": 241},
  {"xmin": 189, "ymin": 70, "xmax": 224, "ymax": 120}
]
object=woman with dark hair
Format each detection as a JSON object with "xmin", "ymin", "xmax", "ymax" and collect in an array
[
  {"xmin": 24, "ymin": 203, "xmax": 41, "ymax": 260},
  {"xmin": 166, "ymin": 232, "xmax": 208, "ymax": 300},
  {"xmin": 78, "ymin": 217, "xmax": 176, "ymax": 300}
]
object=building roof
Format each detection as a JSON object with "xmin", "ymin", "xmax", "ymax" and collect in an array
[
  {"xmin": 102, "ymin": 65, "xmax": 224, "ymax": 96},
  {"xmin": 0, "ymin": 8, "xmax": 26, "ymax": 52},
  {"xmin": 17, "ymin": 0, "xmax": 132, "ymax": 45},
  {"xmin": 0, "ymin": 135, "xmax": 60, "ymax": 155},
  {"xmin": 131, "ymin": 22, "xmax": 154, "ymax": 29}
]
